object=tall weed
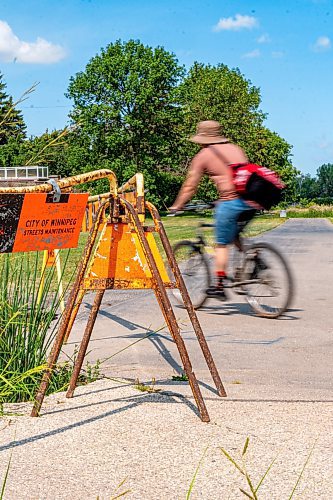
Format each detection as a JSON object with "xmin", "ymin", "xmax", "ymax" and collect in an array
[{"xmin": 0, "ymin": 252, "xmax": 70, "ymax": 403}]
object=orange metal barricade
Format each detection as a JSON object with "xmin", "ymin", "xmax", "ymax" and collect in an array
[{"xmin": 0, "ymin": 168, "xmax": 225, "ymax": 423}]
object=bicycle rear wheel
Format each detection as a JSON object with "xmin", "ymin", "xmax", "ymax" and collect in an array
[
  {"xmin": 171, "ymin": 241, "xmax": 211, "ymax": 309},
  {"xmin": 241, "ymin": 242, "xmax": 293, "ymax": 318}
]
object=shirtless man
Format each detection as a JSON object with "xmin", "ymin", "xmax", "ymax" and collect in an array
[{"xmin": 169, "ymin": 120, "xmax": 255, "ymax": 300}]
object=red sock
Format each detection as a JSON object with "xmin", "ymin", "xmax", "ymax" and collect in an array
[
  {"xmin": 216, "ymin": 271, "xmax": 226, "ymax": 278},
  {"xmin": 216, "ymin": 271, "xmax": 225, "ymax": 287}
]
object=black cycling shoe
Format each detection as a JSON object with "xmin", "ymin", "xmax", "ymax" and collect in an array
[
  {"xmin": 206, "ymin": 285, "xmax": 228, "ymax": 301},
  {"xmin": 234, "ymin": 267, "xmax": 243, "ymax": 282},
  {"xmin": 250, "ymin": 256, "xmax": 268, "ymax": 279}
]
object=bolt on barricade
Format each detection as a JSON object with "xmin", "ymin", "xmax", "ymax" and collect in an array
[{"xmin": 81, "ymin": 172, "xmax": 145, "ymax": 232}]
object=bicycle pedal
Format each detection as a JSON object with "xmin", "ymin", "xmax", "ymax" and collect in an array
[
  {"xmin": 210, "ymin": 293, "xmax": 228, "ymax": 302},
  {"xmin": 206, "ymin": 288, "xmax": 229, "ymax": 301}
]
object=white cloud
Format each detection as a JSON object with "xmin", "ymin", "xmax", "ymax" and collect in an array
[
  {"xmin": 0, "ymin": 20, "xmax": 66, "ymax": 63},
  {"xmin": 257, "ymin": 33, "xmax": 271, "ymax": 44},
  {"xmin": 242, "ymin": 49, "xmax": 260, "ymax": 59},
  {"xmin": 313, "ymin": 36, "xmax": 331, "ymax": 52},
  {"xmin": 213, "ymin": 14, "xmax": 258, "ymax": 32}
]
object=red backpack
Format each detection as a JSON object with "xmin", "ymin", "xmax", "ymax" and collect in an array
[
  {"xmin": 211, "ymin": 146, "xmax": 285, "ymax": 210},
  {"xmin": 229, "ymin": 162, "xmax": 285, "ymax": 210}
]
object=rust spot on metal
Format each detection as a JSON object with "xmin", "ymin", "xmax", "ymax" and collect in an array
[{"xmin": 66, "ymin": 290, "xmax": 105, "ymax": 398}]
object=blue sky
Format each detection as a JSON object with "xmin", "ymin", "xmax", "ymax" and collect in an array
[{"xmin": 0, "ymin": 0, "xmax": 332, "ymax": 175}]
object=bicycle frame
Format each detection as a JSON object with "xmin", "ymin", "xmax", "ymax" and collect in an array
[{"xmin": 191, "ymin": 222, "xmax": 261, "ymax": 289}]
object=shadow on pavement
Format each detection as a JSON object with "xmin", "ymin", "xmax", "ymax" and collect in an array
[{"xmin": 0, "ymin": 392, "xmax": 200, "ymax": 453}]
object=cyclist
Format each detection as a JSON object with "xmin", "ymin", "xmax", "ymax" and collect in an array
[{"xmin": 169, "ymin": 120, "xmax": 256, "ymax": 300}]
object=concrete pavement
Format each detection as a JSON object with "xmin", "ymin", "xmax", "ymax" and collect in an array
[
  {"xmin": 63, "ymin": 218, "xmax": 333, "ymax": 400},
  {"xmin": 1, "ymin": 218, "xmax": 333, "ymax": 500}
]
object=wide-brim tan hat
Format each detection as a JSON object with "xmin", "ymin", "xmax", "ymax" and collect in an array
[{"xmin": 189, "ymin": 120, "xmax": 229, "ymax": 144}]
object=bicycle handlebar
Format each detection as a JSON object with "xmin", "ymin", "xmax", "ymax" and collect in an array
[{"xmin": 167, "ymin": 201, "xmax": 215, "ymax": 216}]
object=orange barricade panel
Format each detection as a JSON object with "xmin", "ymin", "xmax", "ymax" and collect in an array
[{"xmin": 83, "ymin": 222, "xmax": 170, "ymax": 290}]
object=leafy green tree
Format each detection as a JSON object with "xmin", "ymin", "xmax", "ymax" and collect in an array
[
  {"xmin": 296, "ymin": 173, "xmax": 319, "ymax": 201},
  {"xmin": 316, "ymin": 163, "xmax": 333, "ymax": 197},
  {"xmin": 0, "ymin": 73, "xmax": 26, "ymax": 145},
  {"xmin": 179, "ymin": 62, "xmax": 265, "ymax": 153},
  {"xmin": 0, "ymin": 136, "xmax": 25, "ymax": 168},
  {"xmin": 0, "ymin": 128, "xmax": 71, "ymax": 172},
  {"xmin": 178, "ymin": 62, "xmax": 297, "ymax": 201},
  {"xmin": 66, "ymin": 39, "xmax": 185, "ymax": 204},
  {"xmin": 64, "ymin": 41, "xmax": 297, "ymax": 206}
]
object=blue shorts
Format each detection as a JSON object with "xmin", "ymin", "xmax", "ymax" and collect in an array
[{"xmin": 215, "ymin": 198, "xmax": 255, "ymax": 245}]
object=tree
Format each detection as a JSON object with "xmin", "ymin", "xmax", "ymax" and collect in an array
[
  {"xmin": 178, "ymin": 62, "xmax": 297, "ymax": 201},
  {"xmin": 0, "ymin": 73, "xmax": 26, "ymax": 145},
  {"xmin": 64, "ymin": 41, "xmax": 297, "ymax": 206},
  {"xmin": 295, "ymin": 173, "xmax": 319, "ymax": 201},
  {"xmin": 66, "ymin": 39, "xmax": 185, "ymax": 203},
  {"xmin": 179, "ymin": 62, "xmax": 265, "ymax": 153},
  {"xmin": 317, "ymin": 163, "xmax": 333, "ymax": 198}
]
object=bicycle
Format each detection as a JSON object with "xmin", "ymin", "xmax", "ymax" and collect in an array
[{"xmin": 168, "ymin": 202, "xmax": 294, "ymax": 318}]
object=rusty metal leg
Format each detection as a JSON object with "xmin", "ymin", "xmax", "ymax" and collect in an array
[
  {"xmin": 31, "ymin": 287, "xmax": 83, "ymax": 417},
  {"xmin": 152, "ymin": 289, "xmax": 210, "ymax": 422},
  {"xmin": 63, "ymin": 289, "xmax": 85, "ymax": 344},
  {"xmin": 122, "ymin": 200, "xmax": 210, "ymax": 422},
  {"xmin": 147, "ymin": 202, "xmax": 227, "ymax": 398},
  {"xmin": 66, "ymin": 290, "xmax": 104, "ymax": 398},
  {"xmin": 31, "ymin": 202, "xmax": 110, "ymax": 417}
]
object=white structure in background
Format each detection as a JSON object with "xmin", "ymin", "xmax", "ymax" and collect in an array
[{"xmin": 0, "ymin": 165, "xmax": 49, "ymax": 179}]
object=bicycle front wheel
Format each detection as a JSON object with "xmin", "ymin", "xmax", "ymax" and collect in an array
[
  {"xmin": 241, "ymin": 242, "xmax": 294, "ymax": 318},
  {"xmin": 171, "ymin": 241, "xmax": 211, "ymax": 309}
]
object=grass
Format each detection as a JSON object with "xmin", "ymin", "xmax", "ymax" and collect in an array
[
  {"xmin": 187, "ymin": 438, "xmax": 316, "ymax": 499},
  {"xmin": 60, "ymin": 233, "xmax": 89, "ymax": 286},
  {"xmin": 220, "ymin": 437, "xmax": 316, "ymax": 499},
  {"xmin": 134, "ymin": 378, "xmax": 161, "ymax": 393},
  {"xmin": 0, "ymin": 249, "xmax": 101, "ymax": 408},
  {"xmin": 158, "ymin": 213, "xmax": 285, "ymax": 250},
  {"xmin": 0, "ymin": 252, "xmax": 68, "ymax": 404},
  {"xmin": 186, "ymin": 445, "xmax": 210, "ymax": 499},
  {"xmin": 0, "ymin": 433, "xmax": 15, "ymax": 500},
  {"xmin": 275, "ymin": 205, "xmax": 333, "ymax": 218},
  {"xmin": 172, "ymin": 373, "xmax": 188, "ymax": 382}
]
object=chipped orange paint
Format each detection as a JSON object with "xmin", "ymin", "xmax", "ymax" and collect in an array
[{"xmin": 83, "ymin": 222, "xmax": 170, "ymax": 290}]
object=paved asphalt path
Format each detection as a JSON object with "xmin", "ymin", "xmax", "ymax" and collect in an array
[{"xmin": 64, "ymin": 218, "xmax": 333, "ymax": 400}]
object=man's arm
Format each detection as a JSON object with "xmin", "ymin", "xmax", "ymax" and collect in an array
[{"xmin": 169, "ymin": 155, "xmax": 204, "ymax": 211}]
